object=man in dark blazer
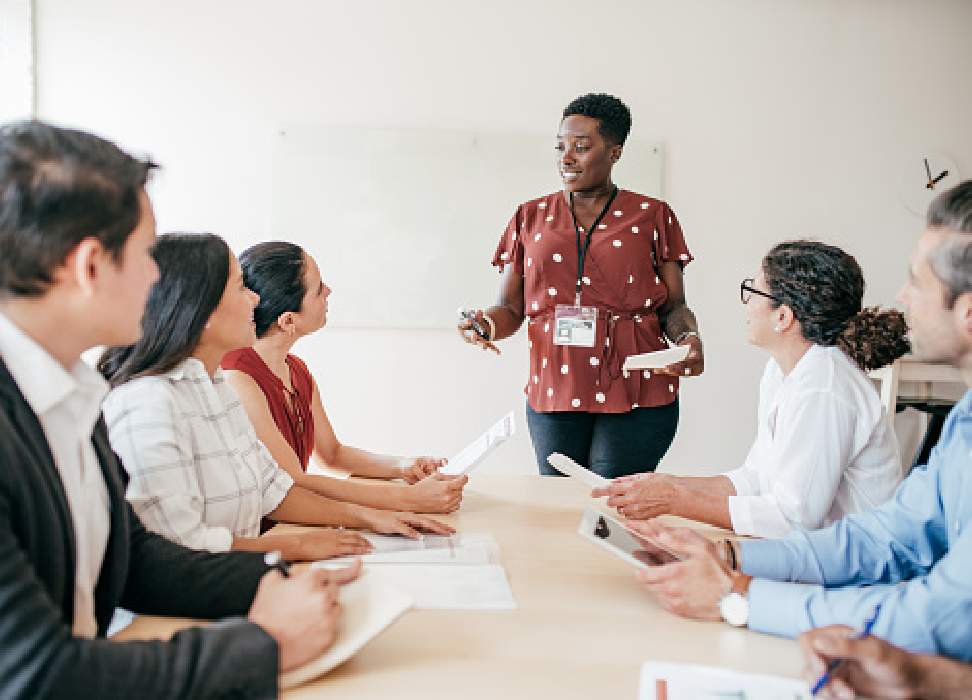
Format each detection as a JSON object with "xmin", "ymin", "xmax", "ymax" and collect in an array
[{"xmin": 0, "ymin": 120, "xmax": 357, "ymax": 699}]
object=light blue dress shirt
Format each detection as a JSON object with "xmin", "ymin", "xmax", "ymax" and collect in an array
[{"xmin": 740, "ymin": 388, "xmax": 972, "ymax": 660}]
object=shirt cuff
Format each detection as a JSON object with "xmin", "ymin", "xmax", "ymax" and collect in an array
[
  {"xmin": 199, "ymin": 527, "xmax": 235, "ymax": 553},
  {"xmin": 739, "ymin": 539, "xmax": 795, "ymax": 581},
  {"xmin": 263, "ymin": 470, "xmax": 294, "ymax": 516},
  {"xmin": 724, "ymin": 467, "xmax": 756, "ymax": 497},
  {"xmin": 747, "ymin": 578, "xmax": 815, "ymax": 638}
]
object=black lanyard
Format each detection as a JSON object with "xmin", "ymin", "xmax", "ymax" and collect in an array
[{"xmin": 568, "ymin": 185, "xmax": 618, "ymax": 305}]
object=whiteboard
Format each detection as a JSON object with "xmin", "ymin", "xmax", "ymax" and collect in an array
[{"xmin": 271, "ymin": 125, "xmax": 663, "ymax": 328}]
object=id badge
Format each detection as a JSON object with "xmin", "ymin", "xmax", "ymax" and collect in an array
[{"xmin": 553, "ymin": 305, "xmax": 597, "ymax": 347}]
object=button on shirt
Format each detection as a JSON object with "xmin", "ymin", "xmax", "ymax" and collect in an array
[
  {"xmin": 740, "ymin": 388, "xmax": 972, "ymax": 660},
  {"xmin": 103, "ymin": 358, "xmax": 293, "ymax": 553},
  {"xmin": 724, "ymin": 345, "xmax": 902, "ymax": 537},
  {"xmin": 0, "ymin": 313, "xmax": 109, "ymax": 638}
]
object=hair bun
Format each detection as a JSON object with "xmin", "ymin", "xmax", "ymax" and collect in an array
[{"xmin": 837, "ymin": 307, "xmax": 910, "ymax": 370}]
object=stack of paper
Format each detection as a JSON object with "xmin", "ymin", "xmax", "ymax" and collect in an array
[{"xmin": 314, "ymin": 533, "xmax": 517, "ymax": 611}]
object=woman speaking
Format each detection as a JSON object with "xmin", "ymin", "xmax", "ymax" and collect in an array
[{"xmin": 459, "ymin": 93, "xmax": 703, "ymax": 478}]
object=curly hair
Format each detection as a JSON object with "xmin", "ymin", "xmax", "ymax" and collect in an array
[
  {"xmin": 562, "ymin": 93, "xmax": 632, "ymax": 147},
  {"xmin": 762, "ymin": 240, "xmax": 908, "ymax": 370}
]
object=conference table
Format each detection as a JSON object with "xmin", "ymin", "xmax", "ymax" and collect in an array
[{"xmin": 116, "ymin": 475, "xmax": 806, "ymax": 698}]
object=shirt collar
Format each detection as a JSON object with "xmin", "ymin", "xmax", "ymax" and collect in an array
[
  {"xmin": 0, "ymin": 312, "xmax": 108, "ymax": 419},
  {"xmin": 162, "ymin": 356, "xmax": 223, "ymax": 382}
]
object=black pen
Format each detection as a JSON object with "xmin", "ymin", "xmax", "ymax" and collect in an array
[
  {"xmin": 458, "ymin": 307, "xmax": 490, "ymax": 341},
  {"xmin": 264, "ymin": 550, "xmax": 292, "ymax": 578}
]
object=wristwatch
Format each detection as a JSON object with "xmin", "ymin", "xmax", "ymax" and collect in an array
[{"xmin": 719, "ymin": 574, "xmax": 750, "ymax": 627}]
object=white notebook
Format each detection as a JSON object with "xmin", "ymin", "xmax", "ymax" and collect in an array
[
  {"xmin": 440, "ymin": 410, "xmax": 515, "ymax": 476},
  {"xmin": 622, "ymin": 345, "xmax": 690, "ymax": 372},
  {"xmin": 279, "ymin": 572, "xmax": 412, "ymax": 689}
]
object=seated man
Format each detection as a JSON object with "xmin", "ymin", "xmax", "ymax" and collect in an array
[
  {"xmin": 800, "ymin": 625, "xmax": 972, "ymax": 700},
  {"xmin": 0, "ymin": 120, "xmax": 357, "ymax": 699},
  {"xmin": 630, "ymin": 181, "xmax": 972, "ymax": 661}
]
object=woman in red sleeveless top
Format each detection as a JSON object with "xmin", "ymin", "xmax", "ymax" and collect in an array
[{"xmin": 222, "ymin": 242, "xmax": 466, "ymax": 514}]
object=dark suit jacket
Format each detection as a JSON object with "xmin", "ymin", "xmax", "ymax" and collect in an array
[{"xmin": 0, "ymin": 358, "xmax": 279, "ymax": 699}]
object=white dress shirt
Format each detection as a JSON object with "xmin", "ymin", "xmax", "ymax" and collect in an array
[
  {"xmin": 103, "ymin": 358, "xmax": 293, "ymax": 553},
  {"xmin": 0, "ymin": 313, "xmax": 110, "ymax": 638},
  {"xmin": 723, "ymin": 344, "xmax": 902, "ymax": 538}
]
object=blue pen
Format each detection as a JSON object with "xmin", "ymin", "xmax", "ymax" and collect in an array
[{"xmin": 810, "ymin": 604, "xmax": 882, "ymax": 696}]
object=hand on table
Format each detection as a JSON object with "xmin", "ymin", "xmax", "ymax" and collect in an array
[
  {"xmin": 401, "ymin": 456, "xmax": 445, "ymax": 484},
  {"xmin": 292, "ymin": 528, "xmax": 373, "ymax": 560},
  {"xmin": 405, "ymin": 472, "xmax": 468, "ymax": 514},
  {"xmin": 249, "ymin": 559, "xmax": 362, "ymax": 672},
  {"xmin": 627, "ymin": 521, "xmax": 735, "ymax": 622},
  {"xmin": 361, "ymin": 508, "xmax": 456, "ymax": 539},
  {"xmin": 799, "ymin": 626, "xmax": 923, "ymax": 700},
  {"xmin": 656, "ymin": 335, "xmax": 704, "ymax": 378},
  {"xmin": 591, "ymin": 473, "xmax": 684, "ymax": 520},
  {"xmin": 457, "ymin": 309, "xmax": 501, "ymax": 355}
]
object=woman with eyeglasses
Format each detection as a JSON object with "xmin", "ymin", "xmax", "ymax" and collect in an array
[{"xmin": 592, "ymin": 240, "xmax": 909, "ymax": 538}]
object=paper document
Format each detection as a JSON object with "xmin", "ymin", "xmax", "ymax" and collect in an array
[
  {"xmin": 622, "ymin": 345, "xmax": 690, "ymax": 372},
  {"xmin": 547, "ymin": 453, "xmax": 610, "ymax": 489},
  {"xmin": 323, "ymin": 533, "xmax": 497, "ymax": 566},
  {"xmin": 640, "ymin": 662, "xmax": 811, "ymax": 700},
  {"xmin": 364, "ymin": 564, "xmax": 516, "ymax": 610},
  {"xmin": 279, "ymin": 572, "xmax": 412, "ymax": 689},
  {"xmin": 440, "ymin": 410, "xmax": 515, "ymax": 476},
  {"xmin": 314, "ymin": 534, "xmax": 515, "ymax": 610}
]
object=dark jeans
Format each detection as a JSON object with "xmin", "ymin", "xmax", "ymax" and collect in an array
[{"xmin": 526, "ymin": 399, "xmax": 679, "ymax": 480}]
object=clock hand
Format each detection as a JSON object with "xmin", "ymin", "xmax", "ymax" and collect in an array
[
  {"xmin": 931, "ymin": 170, "xmax": 950, "ymax": 186},
  {"xmin": 925, "ymin": 158, "xmax": 933, "ymax": 181}
]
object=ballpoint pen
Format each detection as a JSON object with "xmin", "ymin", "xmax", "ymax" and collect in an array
[
  {"xmin": 264, "ymin": 550, "xmax": 292, "ymax": 578},
  {"xmin": 810, "ymin": 604, "xmax": 882, "ymax": 696},
  {"xmin": 458, "ymin": 307, "xmax": 490, "ymax": 341}
]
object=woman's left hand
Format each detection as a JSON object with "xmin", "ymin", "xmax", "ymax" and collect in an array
[
  {"xmin": 657, "ymin": 335, "xmax": 704, "ymax": 378},
  {"xmin": 401, "ymin": 456, "xmax": 446, "ymax": 484}
]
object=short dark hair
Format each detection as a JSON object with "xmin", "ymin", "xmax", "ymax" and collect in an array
[
  {"xmin": 98, "ymin": 233, "xmax": 231, "ymax": 387},
  {"xmin": 927, "ymin": 180, "xmax": 972, "ymax": 307},
  {"xmin": 239, "ymin": 241, "xmax": 307, "ymax": 338},
  {"xmin": 0, "ymin": 120, "xmax": 158, "ymax": 296},
  {"xmin": 762, "ymin": 240, "xmax": 909, "ymax": 370},
  {"xmin": 562, "ymin": 93, "xmax": 632, "ymax": 147}
]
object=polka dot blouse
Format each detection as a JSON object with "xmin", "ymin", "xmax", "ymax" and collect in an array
[{"xmin": 492, "ymin": 189, "xmax": 693, "ymax": 414}]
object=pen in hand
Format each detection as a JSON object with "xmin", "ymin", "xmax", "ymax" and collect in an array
[
  {"xmin": 264, "ymin": 550, "xmax": 292, "ymax": 578},
  {"xmin": 810, "ymin": 604, "xmax": 882, "ymax": 696},
  {"xmin": 458, "ymin": 307, "xmax": 491, "ymax": 342}
]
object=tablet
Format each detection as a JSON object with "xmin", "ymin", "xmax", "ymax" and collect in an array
[
  {"xmin": 440, "ymin": 410, "xmax": 515, "ymax": 476},
  {"xmin": 578, "ymin": 508, "xmax": 682, "ymax": 568},
  {"xmin": 621, "ymin": 345, "xmax": 690, "ymax": 372},
  {"xmin": 546, "ymin": 453, "xmax": 610, "ymax": 489}
]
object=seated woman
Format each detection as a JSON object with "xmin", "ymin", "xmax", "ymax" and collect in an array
[
  {"xmin": 100, "ymin": 233, "xmax": 453, "ymax": 561},
  {"xmin": 221, "ymin": 241, "xmax": 467, "ymax": 514},
  {"xmin": 593, "ymin": 240, "xmax": 909, "ymax": 538}
]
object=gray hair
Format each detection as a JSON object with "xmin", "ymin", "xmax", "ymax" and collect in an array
[{"xmin": 927, "ymin": 181, "xmax": 972, "ymax": 307}]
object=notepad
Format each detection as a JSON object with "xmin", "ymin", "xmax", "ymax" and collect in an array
[
  {"xmin": 440, "ymin": 410, "xmax": 515, "ymax": 476},
  {"xmin": 279, "ymin": 572, "xmax": 413, "ymax": 689},
  {"xmin": 622, "ymin": 345, "xmax": 690, "ymax": 372},
  {"xmin": 547, "ymin": 453, "xmax": 610, "ymax": 489},
  {"xmin": 639, "ymin": 662, "xmax": 811, "ymax": 700}
]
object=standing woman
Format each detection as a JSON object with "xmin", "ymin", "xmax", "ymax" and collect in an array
[{"xmin": 460, "ymin": 93, "xmax": 703, "ymax": 478}]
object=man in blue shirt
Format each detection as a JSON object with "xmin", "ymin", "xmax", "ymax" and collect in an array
[{"xmin": 631, "ymin": 180, "xmax": 972, "ymax": 661}]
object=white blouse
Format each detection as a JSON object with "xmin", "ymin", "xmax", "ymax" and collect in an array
[
  {"xmin": 723, "ymin": 345, "xmax": 902, "ymax": 538},
  {"xmin": 103, "ymin": 358, "xmax": 294, "ymax": 552}
]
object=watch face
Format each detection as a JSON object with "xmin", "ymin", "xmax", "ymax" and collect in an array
[
  {"xmin": 720, "ymin": 592, "xmax": 749, "ymax": 627},
  {"xmin": 900, "ymin": 152, "xmax": 961, "ymax": 216}
]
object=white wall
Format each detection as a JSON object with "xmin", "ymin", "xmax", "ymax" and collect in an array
[{"xmin": 33, "ymin": 0, "xmax": 972, "ymax": 474}]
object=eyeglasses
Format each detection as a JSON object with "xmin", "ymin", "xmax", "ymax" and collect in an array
[{"xmin": 740, "ymin": 278, "xmax": 781, "ymax": 305}]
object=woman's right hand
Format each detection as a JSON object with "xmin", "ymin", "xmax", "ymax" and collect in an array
[
  {"xmin": 405, "ymin": 473, "xmax": 468, "ymax": 514},
  {"xmin": 293, "ymin": 528, "xmax": 373, "ymax": 561},
  {"xmin": 360, "ymin": 508, "xmax": 456, "ymax": 539},
  {"xmin": 457, "ymin": 309, "xmax": 501, "ymax": 355}
]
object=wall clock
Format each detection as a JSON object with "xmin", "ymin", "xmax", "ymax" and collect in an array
[{"xmin": 900, "ymin": 152, "xmax": 961, "ymax": 216}]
